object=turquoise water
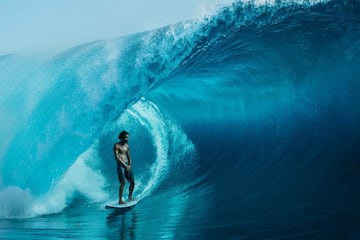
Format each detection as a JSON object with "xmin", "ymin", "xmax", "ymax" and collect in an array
[
  {"xmin": 0, "ymin": 192, "xmax": 203, "ymax": 239},
  {"xmin": 1, "ymin": 0, "xmax": 360, "ymax": 239}
]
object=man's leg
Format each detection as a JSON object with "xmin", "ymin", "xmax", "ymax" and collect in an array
[
  {"xmin": 126, "ymin": 170, "xmax": 135, "ymax": 201},
  {"xmin": 119, "ymin": 180, "xmax": 126, "ymax": 204},
  {"xmin": 117, "ymin": 165, "xmax": 126, "ymax": 204},
  {"xmin": 128, "ymin": 179, "xmax": 134, "ymax": 201}
]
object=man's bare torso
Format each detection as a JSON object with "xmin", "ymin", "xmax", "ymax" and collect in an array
[{"xmin": 114, "ymin": 142, "xmax": 130, "ymax": 165}]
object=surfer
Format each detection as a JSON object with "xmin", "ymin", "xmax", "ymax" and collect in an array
[{"xmin": 113, "ymin": 130, "xmax": 135, "ymax": 204}]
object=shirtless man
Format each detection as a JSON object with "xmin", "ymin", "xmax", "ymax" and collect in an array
[{"xmin": 113, "ymin": 130, "xmax": 135, "ymax": 204}]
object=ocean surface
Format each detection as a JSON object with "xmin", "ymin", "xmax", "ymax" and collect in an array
[{"xmin": 1, "ymin": 0, "xmax": 360, "ymax": 239}]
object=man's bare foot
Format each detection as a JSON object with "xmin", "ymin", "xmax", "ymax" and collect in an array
[
  {"xmin": 128, "ymin": 197, "xmax": 134, "ymax": 202},
  {"xmin": 118, "ymin": 200, "xmax": 126, "ymax": 204}
]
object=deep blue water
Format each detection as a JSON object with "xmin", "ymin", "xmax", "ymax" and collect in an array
[{"xmin": 1, "ymin": 0, "xmax": 360, "ymax": 239}]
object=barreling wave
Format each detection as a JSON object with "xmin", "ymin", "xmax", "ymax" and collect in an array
[
  {"xmin": 0, "ymin": 3, "xmax": 359, "ymax": 239},
  {"xmin": 0, "ymin": 17, "xmax": 202, "ymax": 196},
  {"xmin": 0, "ymin": 97, "xmax": 195, "ymax": 218}
]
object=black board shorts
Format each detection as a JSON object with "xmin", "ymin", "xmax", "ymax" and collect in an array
[{"xmin": 117, "ymin": 163, "xmax": 134, "ymax": 183}]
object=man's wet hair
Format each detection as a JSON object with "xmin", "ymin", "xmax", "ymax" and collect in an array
[{"xmin": 118, "ymin": 130, "xmax": 129, "ymax": 140}]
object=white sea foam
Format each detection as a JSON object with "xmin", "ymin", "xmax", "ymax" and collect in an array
[
  {"xmin": 114, "ymin": 98, "xmax": 196, "ymax": 201},
  {"xmin": 0, "ymin": 148, "xmax": 108, "ymax": 219}
]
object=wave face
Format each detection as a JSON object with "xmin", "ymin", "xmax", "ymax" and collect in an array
[{"xmin": 1, "ymin": 0, "xmax": 360, "ymax": 239}]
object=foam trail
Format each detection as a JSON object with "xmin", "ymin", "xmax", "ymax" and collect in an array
[
  {"xmin": 32, "ymin": 148, "xmax": 108, "ymax": 215},
  {"xmin": 126, "ymin": 99, "xmax": 169, "ymax": 199},
  {"xmin": 0, "ymin": 148, "xmax": 108, "ymax": 218},
  {"xmin": 0, "ymin": 187, "xmax": 34, "ymax": 219},
  {"xmin": 120, "ymin": 98, "xmax": 196, "ymax": 200}
]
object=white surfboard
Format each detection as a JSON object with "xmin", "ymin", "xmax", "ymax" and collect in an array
[{"xmin": 105, "ymin": 199, "xmax": 138, "ymax": 209}]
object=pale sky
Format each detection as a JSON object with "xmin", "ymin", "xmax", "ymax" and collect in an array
[{"xmin": 0, "ymin": 0, "xmax": 228, "ymax": 55}]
